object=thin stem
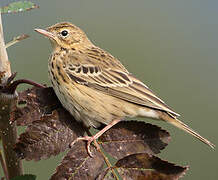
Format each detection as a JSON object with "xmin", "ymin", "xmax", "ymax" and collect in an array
[
  {"xmin": 3, "ymin": 79, "xmax": 46, "ymax": 94},
  {"xmin": 0, "ymin": 149, "xmax": 9, "ymax": 180},
  {"xmin": 0, "ymin": 13, "xmax": 23, "ymax": 179},
  {"xmin": 97, "ymin": 147, "xmax": 119, "ymax": 180},
  {"xmin": 5, "ymin": 34, "xmax": 29, "ymax": 49},
  {"xmin": 10, "ymin": 79, "xmax": 46, "ymax": 89},
  {"xmin": 87, "ymin": 130, "xmax": 119, "ymax": 180},
  {"xmin": 0, "ymin": 104, "xmax": 23, "ymax": 179}
]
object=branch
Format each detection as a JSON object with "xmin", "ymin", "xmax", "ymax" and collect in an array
[
  {"xmin": 6, "ymin": 34, "xmax": 29, "ymax": 49},
  {"xmin": 0, "ymin": 13, "xmax": 11, "ymax": 84},
  {"xmin": 0, "ymin": 149, "xmax": 9, "ymax": 180},
  {"xmin": 0, "ymin": 13, "xmax": 23, "ymax": 179}
]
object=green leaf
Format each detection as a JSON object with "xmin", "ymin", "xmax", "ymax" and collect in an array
[
  {"xmin": 11, "ymin": 174, "xmax": 36, "ymax": 180},
  {"xmin": 0, "ymin": 1, "xmax": 39, "ymax": 14}
]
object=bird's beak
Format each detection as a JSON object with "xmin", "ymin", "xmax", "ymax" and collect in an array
[{"xmin": 34, "ymin": 28, "xmax": 56, "ymax": 41}]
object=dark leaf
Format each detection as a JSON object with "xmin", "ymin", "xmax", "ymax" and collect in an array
[
  {"xmin": 99, "ymin": 121, "xmax": 170, "ymax": 159},
  {"xmin": 50, "ymin": 141, "xmax": 105, "ymax": 180},
  {"xmin": 115, "ymin": 153, "xmax": 188, "ymax": 180},
  {"xmin": 0, "ymin": 1, "xmax": 38, "ymax": 14},
  {"xmin": 11, "ymin": 174, "xmax": 36, "ymax": 180},
  {"xmin": 10, "ymin": 87, "xmax": 62, "ymax": 126},
  {"xmin": 14, "ymin": 107, "xmax": 85, "ymax": 161},
  {"xmin": 11, "ymin": 86, "xmax": 187, "ymax": 180}
]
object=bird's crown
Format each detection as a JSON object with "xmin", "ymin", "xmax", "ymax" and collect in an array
[{"xmin": 35, "ymin": 22, "xmax": 90, "ymax": 48}]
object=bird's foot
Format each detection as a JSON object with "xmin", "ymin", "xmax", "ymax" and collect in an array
[
  {"xmin": 70, "ymin": 135, "xmax": 100, "ymax": 157},
  {"xmin": 70, "ymin": 119, "xmax": 121, "ymax": 157}
]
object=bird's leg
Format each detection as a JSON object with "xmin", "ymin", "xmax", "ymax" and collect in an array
[{"xmin": 70, "ymin": 119, "xmax": 121, "ymax": 157}]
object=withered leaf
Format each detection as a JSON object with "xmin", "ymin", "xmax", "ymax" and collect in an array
[
  {"xmin": 115, "ymin": 153, "xmax": 188, "ymax": 180},
  {"xmin": 10, "ymin": 87, "xmax": 62, "ymax": 126},
  {"xmin": 11, "ymin": 86, "xmax": 188, "ymax": 179},
  {"xmin": 14, "ymin": 107, "xmax": 85, "ymax": 161},
  {"xmin": 50, "ymin": 141, "xmax": 105, "ymax": 180},
  {"xmin": 99, "ymin": 121, "xmax": 170, "ymax": 159}
]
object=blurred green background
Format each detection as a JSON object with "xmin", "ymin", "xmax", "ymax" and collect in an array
[{"xmin": 1, "ymin": 0, "xmax": 218, "ymax": 179}]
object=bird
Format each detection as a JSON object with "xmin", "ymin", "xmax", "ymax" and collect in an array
[{"xmin": 35, "ymin": 22, "xmax": 215, "ymax": 156}]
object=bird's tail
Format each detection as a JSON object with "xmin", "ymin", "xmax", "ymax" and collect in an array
[{"xmin": 163, "ymin": 114, "xmax": 215, "ymax": 149}]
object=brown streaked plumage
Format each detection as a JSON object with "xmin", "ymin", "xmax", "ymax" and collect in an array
[{"xmin": 35, "ymin": 22, "xmax": 215, "ymax": 155}]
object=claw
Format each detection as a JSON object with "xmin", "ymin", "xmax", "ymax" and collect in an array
[
  {"xmin": 70, "ymin": 136, "xmax": 100, "ymax": 157},
  {"xmin": 70, "ymin": 119, "xmax": 121, "ymax": 157}
]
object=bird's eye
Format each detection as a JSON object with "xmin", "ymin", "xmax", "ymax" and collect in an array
[{"xmin": 61, "ymin": 30, "xmax": 68, "ymax": 37}]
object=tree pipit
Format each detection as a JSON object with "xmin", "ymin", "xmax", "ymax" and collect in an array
[{"xmin": 35, "ymin": 22, "xmax": 215, "ymax": 156}]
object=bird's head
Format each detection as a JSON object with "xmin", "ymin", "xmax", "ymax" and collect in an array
[{"xmin": 35, "ymin": 22, "xmax": 90, "ymax": 49}]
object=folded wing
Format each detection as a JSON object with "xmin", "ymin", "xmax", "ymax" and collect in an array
[{"xmin": 64, "ymin": 52, "xmax": 180, "ymax": 117}]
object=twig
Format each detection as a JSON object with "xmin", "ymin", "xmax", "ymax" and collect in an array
[
  {"xmin": 87, "ymin": 130, "xmax": 119, "ymax": 180},
  {"xmin": 0, "ymin": 13, "xmax": 23, "ymax": 179},
  {"xmin": 0, "ymin": 75, "xmax": 46, "ymax": 95},
  {"xmin": 0, "ymin": 149, "xmax": 8, "ymax": 180},
  {"xmin": 5, "ymin": 34, "xmax": 29, "ymax": 49},
  {"xmin": 97, "ymin": 146, "xmax": 119, "ymax": 180},
  {"xmin": 8, "ymin": 79, "xmax": 46, "ymax": 93}
]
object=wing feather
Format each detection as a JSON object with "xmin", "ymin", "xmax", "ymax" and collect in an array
[{"xmin": 64, "ymin": 49, "xmax": 180, "ymax": 117}]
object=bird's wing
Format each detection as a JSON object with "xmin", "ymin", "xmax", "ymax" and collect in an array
[{"xmin": 64, "ymin": 51, "xmax": 180, "ymax": 117}]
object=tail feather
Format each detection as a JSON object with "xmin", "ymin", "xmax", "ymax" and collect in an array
[{"xmin": 167, "ymin": 116, "xmax": 215, "ymax": 149}]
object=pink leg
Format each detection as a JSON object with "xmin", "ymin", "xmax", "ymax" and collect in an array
[{"xmin": 70, "ymin": 119, "xmax": 121, "ymax": 157}]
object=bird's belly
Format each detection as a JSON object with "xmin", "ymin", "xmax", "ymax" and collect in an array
[{"xmin": 50, "ymin": 75, "xmax": 139, "ymax": 128}]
